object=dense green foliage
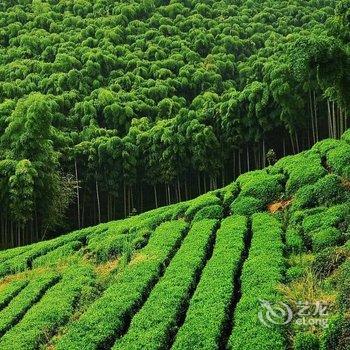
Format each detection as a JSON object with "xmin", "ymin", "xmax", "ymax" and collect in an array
[
  {"xmin": 0, "ymin": 272, "xmax": 58, "ymax": 336},
  {"xmin": 56, "ymin": 220, "xmax": 187, "ymax": 350},
  {"xmin": 0, "ymin": 0, "xmax": 349, "ymax": 247},
  {"xmin": 0, "ymin": 0, "xmax": 349, "ymax": 346},
  {"xmin": 113, "ymin": 219, "xmax": 217, "ymax": 349},
  {"xmin": 0, "ymin": 131, "xmax": 348, "ymax": 349},
  {"xmin": 0, "ymin": 266, "xmax": 96, "ymax": 350},
  {"xmin": 0, "ymin": 280, "xmax": 28, "ymax": 311},
  {"xmin": 228, "ymin": 213, "xmax": 285, "ymax": 350},
  {"xmin": 172, "ymin": 215, "xmax": 247, "ymax": 350}
]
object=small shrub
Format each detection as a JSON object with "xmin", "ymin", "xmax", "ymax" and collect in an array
[
  {"xmin": 32, "ymin": 241, "xmax": 82, "ymax": 268},
  {"xmin": 171, "ymin": 202, "xmax": 190, "ymax": 220},
  {"xmin": 239, "ymin": 174, "xmax": 284, "ymax": 204},
  {"xmin": 289, "ymin": 209, "xmax": 312, "ymax": 228},
  {"xmin": 292, "ymin": 185, "xmax": 316, "ymax": 210},
  {"xmin": 312, "ymin": 227, "xmax": 343, "ymax": 252},
  {"xmin": 321, "ymin": 315, "xmax": 350, "ymax": 350},
  {"xmin": 221, "ymin": 182, "xmax": 239, "ymax": 207},
  {"xmin": 285, "ymin": 266, "xmax": 305, "ymax": 282},
  {"xmin": 0, "ymin": 272, "xmax": 59, "ymax": 337},
  {"xmin": 287, "ymin": 163, "xmax": 326, "ymax": 195},
  {"xmin": 311, "ymin": 247, "xmax": 349, "ymax": 279},
  {"xmin": 303, "ymin": 212, "xmax": 325, "ymax": 233},
  {"xmin": 293, "ymin": 174, "xmax": 347, "ymax": 211},
  {"xmin": 312, "ymin": 139, "xmax": 339, "ymax": 157},
  {"xmin": 327, "ymin": 142, "xmax": 350, "ymax": 179},
  {"xmin": 90, "ymin": 233, "xmax": 128, "ymax": 263},
  {"xmin": 322, "ymin": 204, "xmax": 349, "ymax": 229},
  {"xmin": 0, "ymin": 280, "xmax": 28, "ymax": 311},
  {"xmin": 131, "ymin": 228, "xmax": 152, "ymax": 250},
  {"xmin": 294, "ymin": 332, "xmax": 320, "ymax": 350},
  {"xmin": 302, "ymin": 204, "xmax": 348, "ymax": 234},
  {"xmin": 339, "ymin": 283, "xmax": 350, "ymax": 313},
  {"xmin": 313, "ymin": 174, "xmax": 347, "ymax": 206},
  {"xmin": 286, "ymin": 227, "xmax": 305, "ymax": 254},
  {"xmin": 230, "ymin": 196, "xmax": 264, "ymax": 216},
  {"xmin": 273, "ymin": 151, "xmax": 326, "ymax": 195},
  {"xmin": 337, "ymin": 260, "xmax": 350, "ymax": 312},
  {"xmin": 184, "ymin": 193, "xmax": 221, "ymax": 221},
  {"xmin": 236, "ymin": 169, "xmax": 268, "ymax": 187},
  {"xmin": 192, "ymin": 204, "xmax": 223, "ymax": 222},
  {"xmin": 341, "ymin": 129, "xmax": 350, "ymax": 143}
]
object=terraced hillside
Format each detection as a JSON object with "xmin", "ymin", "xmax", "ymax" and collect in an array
[{"xmin": 0, "ymin": 131, "xmax": 349, "ymax": 350}]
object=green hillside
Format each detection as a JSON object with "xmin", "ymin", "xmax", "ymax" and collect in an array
[
  {"xmin": 0, "ymin": 0, "xmax": 349, "ymax": 247},
  {"xmin": 0, "ymin": 131, "xmax": 348, "ymax": 350}
]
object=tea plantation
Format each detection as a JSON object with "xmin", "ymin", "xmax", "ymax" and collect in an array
[{"xmin": 0, "ymin": 131, "xmax": 349, "ymax": 350}]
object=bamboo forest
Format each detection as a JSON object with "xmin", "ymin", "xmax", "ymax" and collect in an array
[{"xmin": 0, "ymin": 0, "xmax": 349, "ymax": 349}]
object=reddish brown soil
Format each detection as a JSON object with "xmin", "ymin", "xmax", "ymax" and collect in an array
[{"xmin": 267, "ymin": 199, "xmax": 292, "ymax": 213}]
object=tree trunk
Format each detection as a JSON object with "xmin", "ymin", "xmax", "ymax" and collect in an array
[
  {"xmin": 290, "ymin": 132, "xmax": 296, "ymax": 154},
  {"xmin": 154, "ymin": 185, "xmax": 158, "ymax": 208},
  {"xmin": 294, "ymin": 131, "xmax": 300, "ymax": 153},
  {"xmin": 128, "ymin": 185, "xmax": 131, "ymax": 216},
  {"xmin": 238, "ymin": 150, "xmax": 242, "ymax": 175},
  {"xmin": 107, "ymin": 194, "xmax": 110, "ymax": 221},
  {"xmin": 332, "ymin": 101, "xmax": 337, "ymax": 138},
  {"xmin": 81, "ymin": 191, "xmax": 85, "ymax": 227},
  {"xmin": 253, "ymin": 146, "xmax": 258, "ymax": 169},
  {"xmin": 246, "ymin": 145, "xmax": 250, "ymax": 171},
  {"xmin": 167, "ymin": 184, "xmax": 171, "ymax": 205},
  {"xmin": 309, "ymin": 90, "xmax": 315, "ymax": 144},
  {"xmin": 177, "ymin": 178, "xmax": 182, "ymax": 202},
  {"xmin": 131, "ymin": 186, "xmax": 134, "ymax": 209},
  {"xmin": 35, "ymin": 210, "xmax": 39, "ymax": 242},
  {"xmin": 232, "ymin": 150, "xmax": 236, "ymax": 179},
  {"xmin": 327, "ymin": 100, "xmax": 333, "ymax": 138},
  {"xmin": 165, "ymin": 184, "xmax": 168, "ymax": 205},
  {"xmin": 307, "ymin": 119, "xmax": 311, "ymax": 149},
  {"xmin": 95, "ymin": 175, "xmax": 101, "ymax": 223},
  {"xmin": 175, "ymin": 183, "xmax": 179, "ymax": 203},
  {"xmin": 10, "ymin": 220, "xmax": 13, "ymax": 248},
  {"xmin": 262, "ymin": 139, "xmax": 266, "ymax": 167},
  {"xmin": 197, "ymin": 174, "xmax": 201, "ymax": 195},
  {"xmin": 313, "ymin": 91, "xmax": 319, "ymax": 142},
  {"xmin": 74, "ymin": 159, "xmax": 81, "ymax": 228},
  {"xmin": 17, "ymin": 225, "xmax": 21, "ymax": 247},
  {"xmin": 140, "ymin": 183, "xmax": 143, "ymax": 213},
  {"xmin": 123, "ymin": 182, "xmax": 127, "ymax": 218},
  {"xmin": 345, "ymin": 109, "xmax": 348, "ymax": 130}
]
